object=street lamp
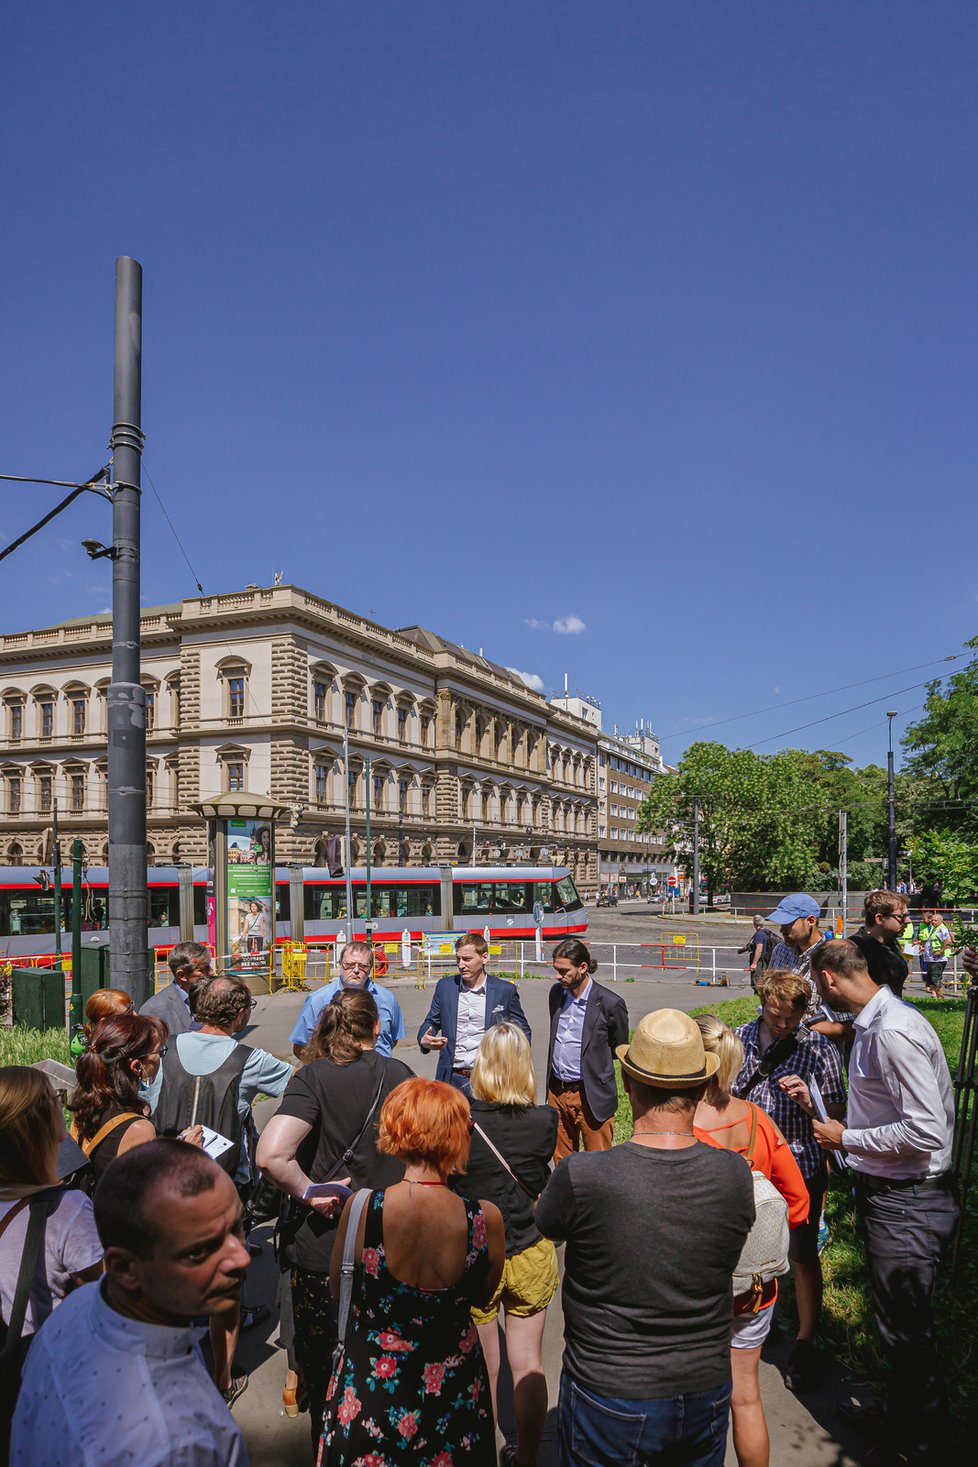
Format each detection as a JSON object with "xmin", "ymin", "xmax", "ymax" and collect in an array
[{"xmin": 886, "ymin": 711, "xmax": 898, "ymax": 890}]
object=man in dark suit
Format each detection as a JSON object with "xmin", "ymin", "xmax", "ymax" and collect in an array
[
  {"xmin": 139, "ymin": 940, "xmax": 214, "ymax": 1036},
  {"xmin": 547, "ymin": 938, "xmax": 628, "ymax": 1160},
  {"xmin": 418, "ymin": 932, "xmax": 531, "ymax": 1092}
]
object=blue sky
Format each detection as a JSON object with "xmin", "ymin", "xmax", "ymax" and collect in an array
[{"xmin": 2, "ymin": 2, "xmax": 975, "ymax": 770}]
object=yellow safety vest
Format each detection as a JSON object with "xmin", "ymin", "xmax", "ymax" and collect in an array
[{"xmin": 918, "ymin": 923, "xmax": 949, "ymax": 959}]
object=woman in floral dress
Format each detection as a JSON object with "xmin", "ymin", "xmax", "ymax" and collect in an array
[{"xmin": 322, "ymin": 1079, "xmax": 506, "ymax": 1466}]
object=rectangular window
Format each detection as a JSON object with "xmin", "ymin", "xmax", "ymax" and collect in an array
[
  {"xmin": 145, "ymin": 768, "xmax": 154, "ymax": 810},
  {"xmin": 373, "ymin": 773, "xmax": 384, "ymax": 810},
  {"xmin": 398, "ymin": 779, "xmax": 408, "ymax": 813},
  {"xmin": 372, "ymin": 699, "xmax": 384, "ymax": 736},
  {"xmin": 8, "ymin": 776, "xmax": 22, "ymax": 814},
  {"xmin": 144, "ymin": 690, "xmax": 155, "ymax": 733},
  {"xmin": 72, "ymin": 698, "xmax": 86, "ymax": 736},
  {"xmin": 40, "ymin": 702, "xmax": 53, "ymax": 738},
  {"xmin": 38, "ymin": 774, "xmax": 52, "ymax": 812},
  {"xmin": 314, "ymin": 681, "xmax": 328, "ymax": 722},
  {"xmin": 420, "ymin": 714, "xmax": 431, "ymax": 747},
  {"xmin": 9, "ymin": 706, "xmax": 23, "ymax": 740},
  {"xmin": 228, "ymin": 677, "xmax": 245, "ymax": 719},
  {"xmin": 70, "ymin": 773, "xmax": 85, "ymax": 813},
  {"xmin": 226, "ymin": 761, "xmax": 245, "ymax": 792},
  {"xmin": 397, "ymin": 707, "xmax": 407, "ymax": 742},
  {"xmin": 345, "ymin": 691, "xmax": 357, "ymax": 729},
  {"xmin": 421, "ymin": 784, "xmax": 431, "ymax": 818},
  {"xmin": 315, "ymin": 765, "xmax": 328, "ymax": 803}
]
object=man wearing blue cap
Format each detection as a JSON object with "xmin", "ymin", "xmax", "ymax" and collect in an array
[{"xmin": 764, "ymin": 894, "xmax": 852, "ymax": 1043}]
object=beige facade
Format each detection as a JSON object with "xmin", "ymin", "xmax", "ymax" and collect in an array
[
  {"xmin": 597, "ymin": 728, "xmax": 673, "ymax": 896},
  {"xmin": 0, "ymin": 585, "xmax": 598, "ymax": 886}
]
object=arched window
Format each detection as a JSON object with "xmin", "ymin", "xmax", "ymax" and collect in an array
[{"xmin": 6, "ymin": 841, "xmax": 23, "ymax": 866}]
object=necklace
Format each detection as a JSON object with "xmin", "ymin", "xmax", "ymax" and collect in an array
[
  {"xmin": 631, "ymin": 1128, "xmax": 695, "ymax": 1138},
  {"xmin": 404, "ymin": 1178, "xmax": 447, "ymax": 1186}
]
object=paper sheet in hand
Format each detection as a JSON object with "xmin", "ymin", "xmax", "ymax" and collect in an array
[
  {"xmin": 808, "ymin": 1079, "xmax": 829, "ymax": 1122},
  {"xmin": 199, "ymin": 1125, "xmax": 235, "ymax": 1161},
  {"xmin": 303, "ymin": 1182, "xmax": 353, "ymax": 1202}
]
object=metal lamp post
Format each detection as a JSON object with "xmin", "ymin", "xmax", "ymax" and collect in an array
[{"xmin": 886, "ymin": 711, "xmax": 898, "ymax": 890}]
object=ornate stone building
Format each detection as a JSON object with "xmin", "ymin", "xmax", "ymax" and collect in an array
[{"xmin": 0, "ymin": 584, "xmax": 598, "ymax": 887}]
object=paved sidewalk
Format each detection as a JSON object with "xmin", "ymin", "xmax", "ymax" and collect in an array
[{"xmin": 230, "ymin": 975, "xmax": 874, "ymax": 1466}]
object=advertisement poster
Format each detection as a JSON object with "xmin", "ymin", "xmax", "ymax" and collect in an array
[{"xmin": 227, "ymin": 817, "xmax": 273, "ymax": 972}]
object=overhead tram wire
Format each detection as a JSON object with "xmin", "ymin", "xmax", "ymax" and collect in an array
[
  {"xmin": 141, "ymin": 459, "xmax": 265, "ymax": 726},
  {"xmin": 0, "ymin": 467, "xmax": 111, "ymax": 565},
  {"xmin": 745, "ymin": 675, "xmax": 952, "ymax": 750},
  {"xmin": 141, "ymin": 460, "xmax": 205, "ymax": 594},
  {"xmin": 657, "ymin": 654, "xmax": 963, "ymax": 743}
]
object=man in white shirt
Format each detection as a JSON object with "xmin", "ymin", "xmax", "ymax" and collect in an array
[
  {"xmin": 811, "ymin": 940, "xmax": 958, "ymax": 1463},
  {"xmin": 418, "ymin": 933, "xmax": 530, "ymax": 1091},
  {"xmin": 11, "ymin": 1140, "xmax": 250, "ymax": 1466}
]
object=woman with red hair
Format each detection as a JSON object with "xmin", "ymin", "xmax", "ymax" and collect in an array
[{"xmin": 322, "ymin": 1077, "xmax": 505, "ymax": 1466}]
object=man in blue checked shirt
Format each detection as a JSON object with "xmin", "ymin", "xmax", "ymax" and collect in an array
[
  {"xmin": 732, "ymin": 967, "xmax": 846, "ymax": 1396},
  {"xmin": 289, "ymin": 940, "xmax": 405, "ymax": 1058}
]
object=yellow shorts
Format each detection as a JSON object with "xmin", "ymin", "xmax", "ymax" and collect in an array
[{"xmin": 471, "ymin": 1236, "xmax": 559, "ymax": 1325}]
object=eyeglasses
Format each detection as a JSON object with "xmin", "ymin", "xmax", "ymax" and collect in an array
[
  {"xmin": 147, "ymin": 1045, "xmax": 168, "ymax": 1059},
  {"xmin": 341, "ymin": 964, "xmax": 370, "ymax": 974}
]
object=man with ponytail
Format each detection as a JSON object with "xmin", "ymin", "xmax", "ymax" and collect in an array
[{"xmin": 546, "ymin": 939, "xmax": 629, "ymax": 1160}]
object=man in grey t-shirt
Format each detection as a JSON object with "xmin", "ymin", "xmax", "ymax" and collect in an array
[{"xmin": 536, "ymin": 1009, "xmax": 754, "ymax": 1467}]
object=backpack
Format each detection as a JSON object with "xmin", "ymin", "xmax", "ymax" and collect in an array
[
  {"xmin": 732, "ymin": 1106, "xmax": 791, "ymax": 1312},
  {"xmin": 154, "ymin": 1039, "xmax": 251, "ymax": 1175}
]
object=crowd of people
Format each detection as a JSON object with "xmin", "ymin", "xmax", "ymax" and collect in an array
[{"xmin": 0, "ymin": 903, "xmax": 966, "ymax": 1467}]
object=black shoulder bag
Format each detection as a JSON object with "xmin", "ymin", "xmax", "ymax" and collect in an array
[
  {"xmin": 737, "ymin": 1033, "xmax": 798, "ymax": 1098},
  {"xmin": 0, "ymin": 1191, "xmax": 61, "ymax": 1454}
]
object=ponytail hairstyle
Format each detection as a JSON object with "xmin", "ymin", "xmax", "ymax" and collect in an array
[
  {"xmin": 551, "ymin": 937, "xmax": 597, "ymax": 975},
  {"xmin": 69, "ymin": 1012, "xmax": 167, "ymax": 1142},
  {"xmin": 301, "ymin": 988, "xmax": 379, "ymax": 1066}
]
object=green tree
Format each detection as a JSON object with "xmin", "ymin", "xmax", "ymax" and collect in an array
[
  {"xmin": 903, "ymin": 636, "xmax": 978, "ymax": 835},
  {"xmin": 906, "ymin": 830, "xmax": 978, "ymax": 904}
]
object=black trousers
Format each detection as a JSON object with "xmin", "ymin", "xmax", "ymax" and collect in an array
[
  {"xmin": 855, "ymin": 1178, "xmax": 958, "ymax": 1458},
  {"xmin": 292, "ymin": 1266, "xmax": 338, "ymax": 1453}
]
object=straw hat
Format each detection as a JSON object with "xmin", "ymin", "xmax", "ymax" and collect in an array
[{"xmin": 616, "ymin": 1009, "xmax": 719, "ymax": 1089}]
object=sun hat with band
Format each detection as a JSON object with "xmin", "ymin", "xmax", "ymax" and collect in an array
[{"xmin": 616, "ymin": 1009, "xmax": 720, "ymax": 1089}]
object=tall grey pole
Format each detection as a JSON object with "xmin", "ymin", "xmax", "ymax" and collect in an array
[
  {"xmin": 886, "ymin": 711, "xmax": 898, "ymax": 891},
  {"xmin": 108, "ymin": 257, "xmax": 148, "ymax": 1001},
  {"xmin": 52, "ymin": 798, "xmax": 63, "ymax": 967},
  {"xmin": 692, "ymin": 795, "xmax": 701, "ymax": 915}
]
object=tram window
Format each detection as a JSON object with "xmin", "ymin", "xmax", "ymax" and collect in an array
[
  {"xmin": 454, "ymin": 882, "xmax": 494, "ymax": 916},
  {"xmin": 276, "ymin": 883, "xmax": 290, "ymax": 922},
  {"xmin": 305, "ymin": 886, "xmax": 344, "ymax": 921},
  {"xmin": 3, "ymin": 892, "xmax": 56, "ymax": 935},
  {"xmin": 555, "ymin": 875, "xmax": 583, "ymax": 911},
  {"xmin": 533, "ymin": 881, "xmax": 555, "ymax": 912},
  {"xmin": 491, "ymin": 882, "xmax": 531, "ymax": 913},
  {"xmin": 148, "ymin": 889, "xmax": 180, "ymax": 926},
  {"xmin": 193, "ymin": 887, "xmax": 207, "ymax": 925}
]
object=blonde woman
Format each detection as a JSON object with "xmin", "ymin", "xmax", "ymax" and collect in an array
[
  {"xmin": 693, "ymin": 1016, "xmax": 809, "ymax": 1467},
  {"xmin": 454, "ymin": 1022, "xmax": 559, "ymax": 1467}
]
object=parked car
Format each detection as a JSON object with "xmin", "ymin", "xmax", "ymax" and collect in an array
[{"xmin": 595, "ymin": 892, "xmax": 619, "ymax": 908}]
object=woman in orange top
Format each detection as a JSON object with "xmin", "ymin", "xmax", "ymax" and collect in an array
[{"xmin": 693, "ymin": 1014, "xmax": 809, "ymax": 1467}]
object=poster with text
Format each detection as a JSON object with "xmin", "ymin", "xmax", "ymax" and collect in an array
[{"xmin": 226, "ymin": 817, "xmax": 273, "ymax": 972}]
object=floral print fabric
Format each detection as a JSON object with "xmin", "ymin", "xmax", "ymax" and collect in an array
[{"xmin": 320, "ymin": 1189, "xmax": 495, "ymax": 1465}]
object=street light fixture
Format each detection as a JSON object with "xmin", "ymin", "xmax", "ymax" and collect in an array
[{"xmin": 886, "ymin": 711, "xmax": 898, "ymax": 890}]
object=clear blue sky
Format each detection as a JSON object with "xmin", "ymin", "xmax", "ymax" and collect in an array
[{"xmin": 2, "ymin": 2, "xmax": 975, "ymax": 770}]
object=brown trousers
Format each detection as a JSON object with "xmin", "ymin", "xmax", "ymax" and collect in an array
[{"xmin": 548, "ymin": 1081, "xmax": 614, "ymax": 1162}]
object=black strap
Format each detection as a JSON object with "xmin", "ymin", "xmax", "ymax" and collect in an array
[
  {"xmin": 739, "ymin": 1034, "xmax": 797, "ymax": 1098},
  {"xmin": 470, "ymin": 1121, "xmax": 539, "ymax": 1201},
  {"xmin": 0, "ymin": 1192, "xmax": 60, "ymax": 1361},
  {"xmin": 323, "ymin": 1063, "xmax": 388, "ymax": 1181}
]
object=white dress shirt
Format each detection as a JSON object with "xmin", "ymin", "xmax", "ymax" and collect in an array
[
  {"xmin": 454, "ymin": 980, "xmax": 489, "ymax": 1068},
  {"xmin": 842, "ymin": 984, "xmax": 954, "ymax": 1180},
  {"xmin": 551, "ymin": 978, "xmax": 593, "ymax": 1082},
  {"xmin": 11, "ymin": 1279, "xmax": 248, "ymax": 1466}
]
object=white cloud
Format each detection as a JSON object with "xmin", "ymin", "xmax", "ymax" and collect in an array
[
  {"xmin": 552, "ymin": 613, "xmax": 586, "ymax": 635},
  {"xmin": 507, "ymin": 667, "xmax": 545, "ymax": 692},
  {"xmin": 524, "ymin": 617, "xmax": 550, "ymax": 631}
]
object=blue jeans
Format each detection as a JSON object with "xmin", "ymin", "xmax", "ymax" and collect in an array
[{"xmin": 558, "ymin": 1373, "xmax": 731, "ymax": 1467}]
